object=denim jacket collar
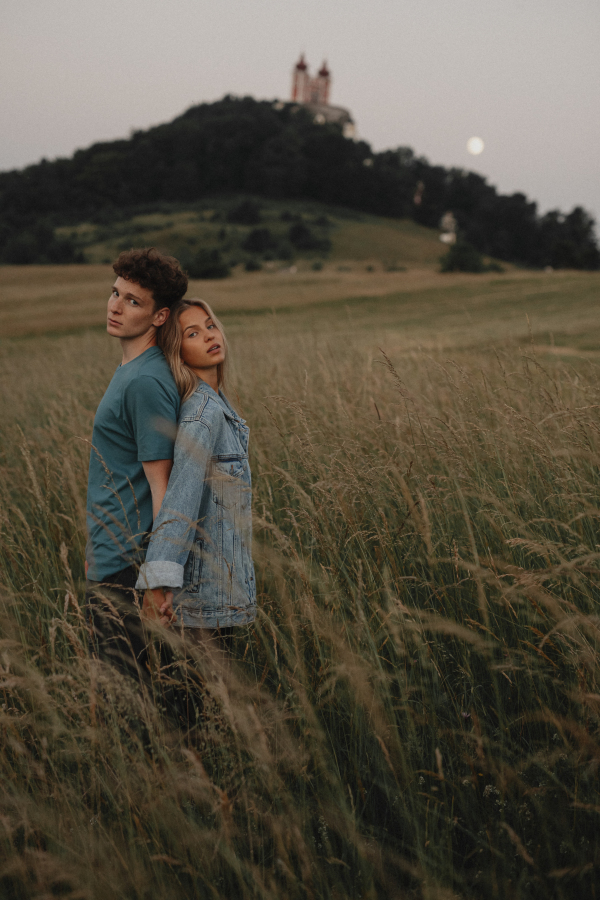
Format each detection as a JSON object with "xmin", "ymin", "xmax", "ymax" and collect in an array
[{"xmin": 197, "ymin": 380, "xmax": 246, "ymax": 426}]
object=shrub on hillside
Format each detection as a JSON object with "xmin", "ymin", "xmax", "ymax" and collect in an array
[
  {"xmin": 227, "ymin": 200, "xmax": 261, "ymax": 225},
  {"xmin": 2, "ymin": 231, "xmax": 40, "ymax": 264},
  {"xmin": 538, "ymin": 207, "xmax": 600, "ymax": 269},
  {"xmin": 275, "ymin": 239, "xmax": 294, "ymax": 261},
  {"xmin": 440, "ymin": 240, "xmax": 486, "ymax": 273},
  {"xmin": 242, "ymin": 228, "xmax": 276, "ymax": 254},
  {"xmin": 2, "ymin": 224, "xmax": 82, "ymax": 265},
  {"xmin": 184, "ymin": 248, "xmax": 230, "ymax": 279},
  {"xmin": 288, "ymin": 222, "xmax": 331, "ymax": 254}
]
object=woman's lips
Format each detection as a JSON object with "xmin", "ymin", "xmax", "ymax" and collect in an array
[{"xmin": 207, "ymin": 344, "xmax": 220, "ymax": 354}]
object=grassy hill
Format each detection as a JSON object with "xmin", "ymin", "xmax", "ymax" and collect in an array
[
  {"xmin": 2, "ymin": 95, "xmax": 598, "ymax": 271},
  {"xmin": 54, "ymin": 198, "xmax": 444, "ymax": 268}
]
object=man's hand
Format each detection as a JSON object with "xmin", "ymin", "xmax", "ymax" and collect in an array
[{"xmin": 142, "ymin": 588, "xmax": 175, "ymax": 627}]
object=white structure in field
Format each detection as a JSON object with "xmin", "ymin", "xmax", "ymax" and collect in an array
[
  {"xmin": 439, "ymin": 211, "xmax": 458, "ymax": 245},
  {"xmin": 290, "ymin": 55, "xmax": 355, "ymax": 138}
]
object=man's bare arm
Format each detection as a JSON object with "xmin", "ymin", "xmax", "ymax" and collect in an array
[
  {"xmin": 142, "ymin": 458, "xmax": 173, "ymax": 521},
  {"xmin": 141, "ymin": 460, "xmax": 174, "ymax": 626}
]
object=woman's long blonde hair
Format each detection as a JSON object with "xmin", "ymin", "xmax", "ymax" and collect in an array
[{"xmin": 159, "ymin": 298, "xmax": 228, "ymax": 401}]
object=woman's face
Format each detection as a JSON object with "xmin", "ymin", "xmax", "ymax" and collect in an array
[{"xmin": 179, "ymin": 306, "xmax": 225, "ymax": 375}]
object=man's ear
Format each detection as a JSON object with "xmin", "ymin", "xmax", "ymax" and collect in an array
[{"xmin": 153, "ymin": 307, "xmax": 170, "ymax": 327}]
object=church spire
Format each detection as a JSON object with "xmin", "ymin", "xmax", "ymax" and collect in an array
[
  {"xmin": 291, "ymin": 54, "xmax": 309, "ymax": 102},
  {"xmin": 317, "ymin": 60, "xmax": 330, "ymax": 105}
]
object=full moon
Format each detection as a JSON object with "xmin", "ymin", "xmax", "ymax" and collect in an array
[{"xmin": 467, "ymin": 136, "xmax": 485, "ymax": 155}]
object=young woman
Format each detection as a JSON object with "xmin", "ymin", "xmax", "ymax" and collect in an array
[{"xmin": 136, "ymin": 299, "xmax": 256, "ymax": 639}]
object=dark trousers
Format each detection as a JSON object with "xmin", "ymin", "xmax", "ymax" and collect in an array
[
  {"xmin": 85, "ymin": 566, "xmax": 234, "ymax": 728},
  {"xmin": 86, "ymin": 565, "xmax": 148, "ymax": 682}
]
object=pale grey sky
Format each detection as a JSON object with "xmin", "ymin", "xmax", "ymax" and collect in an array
[{"xmin": 2, "ymin": 0, "xmax": 599, "ymax": 222}]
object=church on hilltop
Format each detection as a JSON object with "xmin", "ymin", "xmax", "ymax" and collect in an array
[{"xmin": 290, "ymin": 55, "xmax": 355, "ymax": 138}]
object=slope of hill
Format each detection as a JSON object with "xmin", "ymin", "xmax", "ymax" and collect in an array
[
  {"xmin": 0, "ymin": 96, "xmax": 598, "ymax": 271},
  {"xmin": 51, "ymin": 199, "xmax": 442, "ymax": 268}
]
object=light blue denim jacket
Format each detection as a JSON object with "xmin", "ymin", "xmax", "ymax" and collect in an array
[{"xmin": 136, "ymin": 382, "xmax": 256, "ymax": 629}]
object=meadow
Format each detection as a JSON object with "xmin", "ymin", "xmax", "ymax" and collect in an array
[{"xmin": 1, "ymin": 256, "xmax": 600, "ymax": 899}]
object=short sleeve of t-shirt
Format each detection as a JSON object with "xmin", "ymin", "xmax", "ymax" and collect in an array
[{"xmin": 124, "ymin": 374, "xmax": 178, "ymax": 461}]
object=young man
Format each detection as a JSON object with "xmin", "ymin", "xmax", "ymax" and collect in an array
[{"xmin": 86, "ymin": 247, "xmax": 188, "ymax": 675}]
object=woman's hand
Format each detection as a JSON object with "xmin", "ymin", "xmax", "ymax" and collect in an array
[{"xmin": 142, "ymin": 588, "xmax": 176, "ymax": 627}]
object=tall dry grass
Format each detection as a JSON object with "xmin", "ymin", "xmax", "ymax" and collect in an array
[{"xmin": 0, "ymin": 322, "xmax": 599, "ymax": 899}]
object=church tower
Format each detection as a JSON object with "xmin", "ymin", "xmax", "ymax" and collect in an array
[
  {"xmin": 291, "ymin": 54, "xmax": 309, "ymax": 103},
  {"xmin": 316, "ymin": 61, "xmax": 330, "ymax": 105},
  {"xmin": 288, "ymin": 55, "xmax": 355, "ymax": 137}
]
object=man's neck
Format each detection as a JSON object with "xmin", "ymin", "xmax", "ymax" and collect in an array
[{"xmin": 120, "ymin": 332, "xmax": 157, "ymax": 365}]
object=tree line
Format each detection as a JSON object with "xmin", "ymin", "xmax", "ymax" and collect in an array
[{"xmin": 0, "ymin": 95, "xmax": 598, "ymax": 269}]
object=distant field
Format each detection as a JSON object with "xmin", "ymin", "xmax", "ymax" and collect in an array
[
  {"xmin": 2, "ymin": 205, "xmax": 600, "ymax": 899},
  {"xmin": 2, "ymin": 256, "xmax": 600, "ymax": 898},
  {"xmin": 1, "ymin": 261, "xmax": 600, "ymax": 359}
]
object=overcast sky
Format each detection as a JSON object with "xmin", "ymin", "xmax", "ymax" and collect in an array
[{"xmin": 2, "ymin": 0, "xmax": 599, "ymax": 223}]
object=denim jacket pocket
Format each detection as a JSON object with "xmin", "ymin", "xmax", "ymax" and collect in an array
[{"xmin": 212, "ymin": 454, "xmax": 246, "ymax": 509}]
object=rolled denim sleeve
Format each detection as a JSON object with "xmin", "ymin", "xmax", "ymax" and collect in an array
[
  {"xmin": 136, "ymin": 411, "xmax": 220, "ymax": 590},
  {"xmin": 136, "ymin": 559, "xmax": 184, "ymax": 590}
]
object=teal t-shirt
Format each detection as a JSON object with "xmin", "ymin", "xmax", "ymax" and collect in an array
[{"xmin": 86, "ymin": 346, "xmax": 180, "ymax": 581}]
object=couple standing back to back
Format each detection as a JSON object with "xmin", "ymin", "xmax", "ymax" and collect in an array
[{"xmin": 86, "ymin": 247, "xmax": 256, "ymax": 678}]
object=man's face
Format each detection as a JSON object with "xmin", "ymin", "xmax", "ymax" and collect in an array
[{"xmin": 107, "ymin": 276, "xmax": 169, "ymax": 339}]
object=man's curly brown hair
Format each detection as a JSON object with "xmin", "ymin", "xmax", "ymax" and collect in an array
[{"xmin": 112, "ymin": 247, "xmax": 188, "ymax": 310}]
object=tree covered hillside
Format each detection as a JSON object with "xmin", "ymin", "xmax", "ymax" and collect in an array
[{"xmin": 0, "ymin": 95, "xmax": 598, "ymax": 269}]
